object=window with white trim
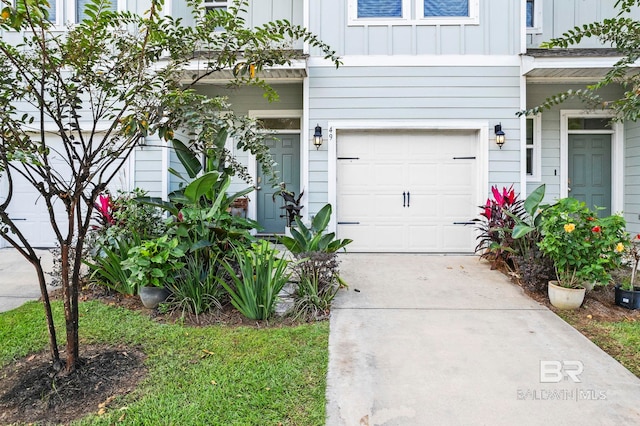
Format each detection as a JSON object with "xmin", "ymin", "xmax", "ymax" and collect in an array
[
  {"xmin": 204, "ymin": 0, "xmax": 228, "ymax": 14},
  {"xmin": 76, "ymin": 0, "xmax": 117, "ymax": 23},
  {"xmin": 526, "ymin": 114, "xmax": 541, "ymax": 181},
  {"xmin": 349, "ymin": 0, "xmax": 479, "ymax": 25},
  {"xmin": 526, "ymin": 0, "xmax": 542, "ymax": 34},
  {"xmin": 13, "ymin": 0, "xmax": 57, "ymax": 23}
]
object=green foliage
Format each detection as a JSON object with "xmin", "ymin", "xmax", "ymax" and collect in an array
[
  {"xmin": 0, "ymin": 301, "xmax": 330, "ymax": 425},
  {"xmin": 279, "ymin": 204, "xmax": 352, "ymax": 254},
  {"xmin": 519, "ymin": 1, "xmax": 640, "ymax": 121},
  {"xmin": 538, "ymin": 198, "xmax": 628, "ymax": 288},
  {"xmin": 218, "ymin": 241, "xmax": 291, "ymax": 320},
  {"xmin": 291, "ymin": 252, "xmax": 341, "ymax": 321},
  {"xmin": 84, "ymin": 235, "xmax": 141, "ymax": 295},
  {"xmin": 165, "ymin": 255, "xmax": 226, "ymax": 316},
  {"xmin": 121, "ymin": 235, "xmax": 186, "ymax": 290}
]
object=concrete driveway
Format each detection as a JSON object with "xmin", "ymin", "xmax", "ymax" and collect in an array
[
  {"xmin": 0, "ymin": 248, "xmax": 53, "ymax": 313},
  {"xmin": 326, "ymin": 254, "xmax": 640, "ymax": 426}
]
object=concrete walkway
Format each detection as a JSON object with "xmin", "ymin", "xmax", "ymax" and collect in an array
[
  {"xmin": 0, "ymin": 248, "xmax": 53, "ymax": 313},
  {"xmin": 326, "ymin": 254, "xmax": 640, "ymax": 426}
]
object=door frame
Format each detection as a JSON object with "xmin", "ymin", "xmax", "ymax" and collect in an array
[
  {"xmin": 327, "ymin": 120, "xmax": 489, "ymax": 234},
  {"xmin": 247, "ymin": 110, "xmax": 303, "ymax": 227},
  {"xmin": 560, "ymin": 110, "xmax": 623, "ymax": 213}
]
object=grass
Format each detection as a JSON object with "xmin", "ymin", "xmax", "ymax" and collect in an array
[
  {"xmin": 0, "ymin": 301, "xmax": 329, "ymax": 425},
  {"xmin": 558, "ymin": 312, "xmax": 640, "ymax": 378}
]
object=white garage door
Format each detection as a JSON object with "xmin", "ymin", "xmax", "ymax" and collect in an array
[
  {"xmin": 1, "ymin": 135, "xmax": 130, "ymax": 248},
  {"xmin": 336, "ymin": 130, "xmax": 479, "ymax": 253}
]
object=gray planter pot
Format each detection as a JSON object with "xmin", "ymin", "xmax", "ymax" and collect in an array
[{"xmin": 139, "ymin": 286, "xmax": 170, "ymax": 309}]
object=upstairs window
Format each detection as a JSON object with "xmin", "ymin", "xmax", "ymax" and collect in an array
[
  {"xmin": 526, "ymin": 0, "xmax": 542, "ymax": 33},
  {"xmin": 350, "ymin": 0, "xmax": 478, "ymax": 26},
  {"xmin": 76, "ymin": 0, "xmax": 116, "ymax": 23},
  {"xmin": 13, "ymin": 0, "xmax": 57, "ymax": 23},
  {"xmin": 204, "ymin": 0, "xmax": 228, "ymax": 14},
  {"xmin": 423, "ymin": 0, "xmax": 468, "ymax": 17}
]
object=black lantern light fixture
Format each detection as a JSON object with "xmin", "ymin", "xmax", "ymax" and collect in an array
[
  {"xmin": 494, "ymin": 123, "xmax": 505, "ymax": 149},
  {"xmin": 313, "ymin": 124, "xmax": 323, "ymax": 150}
]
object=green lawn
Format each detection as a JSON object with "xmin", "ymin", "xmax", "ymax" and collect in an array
[
  {"xmin": 0, "ymin": 301, "xmax": 329, "ymax": 425},
  {"xmin": 559, "ymin": 312, "xmax": 640, "ymax": 378}
]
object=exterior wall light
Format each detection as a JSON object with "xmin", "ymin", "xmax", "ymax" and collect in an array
[
  {"xmin": 313, "ymin": 124, "xmax": 323, "ymax": 150},
  {"xmin": 494, "ymin": 123, "xmax": 505, "ymax": 149}
]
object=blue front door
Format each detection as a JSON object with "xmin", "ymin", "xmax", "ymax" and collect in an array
[
  {"xmin": 568, "ymin": 134, "xmax": 612, "ymax": 216},
  {"xmin": 257, "ymin": 134, "xmax": 300, "ymax": 234}
]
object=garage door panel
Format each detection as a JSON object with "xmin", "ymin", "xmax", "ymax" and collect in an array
[{"xmin": 336, "ymin": 130, "xmax": 479, "ymax": 253}]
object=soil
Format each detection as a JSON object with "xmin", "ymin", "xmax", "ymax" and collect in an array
[{"xmin": 0, "ymin": 345, "xmax": 146, "ymax": 426}]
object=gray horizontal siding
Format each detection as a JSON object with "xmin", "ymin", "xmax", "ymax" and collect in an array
[
  {"xmin": 310, "ymin": 0, "xmax": 521, "ymax": 56},
  {"xmin": 526, "ymin": 83, "xmax": 625, "ymax": 204},
  {"xmin": 528, "ymin": 0, "xmax": 629, "ymax": 49},
  {"xmin": 625, "ymin": 120, "xmax": 640, "ymax": 235},
  {"xmin": 309, "ymin": 64, "xmax": 522, "ymax": 212},
  {"xmin": 133, "ymin": 143, "xmax": 163, "ymax": 199}
]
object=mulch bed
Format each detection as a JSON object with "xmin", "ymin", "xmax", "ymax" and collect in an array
[{"xmin": 0, "ymin": 345, "xmax": 146, "ymax": 425}]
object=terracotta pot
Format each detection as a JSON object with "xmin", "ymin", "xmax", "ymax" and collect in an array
[{"xmin": 548, "ymin": 280, "xmax": 586, "ymax": 310}]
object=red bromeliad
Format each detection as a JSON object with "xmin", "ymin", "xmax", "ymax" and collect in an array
[{"xmin": 94, "ymin": 194, "xmax": 115, "ymax": 226}]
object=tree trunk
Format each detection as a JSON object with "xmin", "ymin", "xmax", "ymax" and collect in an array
[
  {"xmin": 60, "ymin": 243, "xmax": 79, "ymax": 372},
  {"xmin": 31, "ymin": 255, "xmax": 61, "ymax": 367}
]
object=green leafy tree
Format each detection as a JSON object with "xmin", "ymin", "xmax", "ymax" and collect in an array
[
  {"xmin": 520, "ymin": 0, "xmax": 640, "ymax": 120},
  {"xmin": 0, "ymin": 0, "xmax": 339, "ymax": 372}
]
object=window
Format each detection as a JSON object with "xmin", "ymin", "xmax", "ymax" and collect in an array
[
  {"xmin": 423, "ymin": 0, "xmax": 468, "ymax": 17},
  {"xmin": 204, "ymin": 0, "xmax": 228, "ymax": 14},
  {"xmin": 526, "ymin": 115, "xmax": 541, "ymax": 181},
  {"xmin": 13, "ymin": 0, "xmax": 56, "ymax": 23},
  {"xmin": 349, "ymin": 0, "xmax": 478, "ymax": 25},
  {"xmin": 526, "ymin": 0, "xmax": 542, "ymax": 33},
  {"xmin": 76, "ymin": 0, "xmax": 116, "ymax": 23}
]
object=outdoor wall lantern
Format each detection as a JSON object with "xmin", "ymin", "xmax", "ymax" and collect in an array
[
  {"xmin": 494, "ymin": 123, "xmax": 505, "ymax": 149},
  {"xmin": 313, "ymin": 124, "xmax": 323, "ymax": 150}
]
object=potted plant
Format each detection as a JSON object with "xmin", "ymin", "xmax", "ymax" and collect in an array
[
  {"xmin": 538, "ymin": 198, "xmax": 627, "ymax": 309},
  {"xmin": 615, "ymin": 233, "xmax": 640, "ymax": 310},
  {"xmin": 272, "ymin": 183, "xmax": 303, "ymax": 231},
  {"xmin": 121, "ymin": 235, "xmax": 186, "ymax": 308}
]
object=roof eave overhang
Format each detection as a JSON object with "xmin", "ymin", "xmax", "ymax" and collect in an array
[{"xmin": 179, "ymin": 58, "xmax": 308, "ymax": 85}]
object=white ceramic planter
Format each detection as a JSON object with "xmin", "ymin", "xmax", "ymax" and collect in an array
[{"xmin": 548, "ymin": 280, "xmax": 586, "ymax": 310}]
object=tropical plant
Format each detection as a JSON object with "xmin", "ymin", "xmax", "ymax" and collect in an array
[
  {"xmin": 121, "ymin": 235, "xmax": 186, "ymax": 291},
  {"xmin": 279, "ymin": 204, "xmax": 352, "ymax": 254},
  {"xmin": 472, "ymin": 185, "xmax": 525, "ymax": 268},
  {"xmin": 218, "ymin": 241, "xmax": 291, "ymax": 320},
  {"xmin": 0, "ymin": 0, "xmax": 339, "ymax": 372},
  {"xmin": 538, "ymin": 198, "xmax": 628, "ymax": 288},
  {"xmin": 291, "ymin": 252, "xmax": 341, "ymax": 320},
  {"xmin": 273, "ymin": 183, "xmax": 304, "ymax": 227},
  {"xmin": 83, "ymin": 235, "xmax": 142, "ymax": 295},
  {"xmin": 166, "ymin": 255, "xmax": 226, "ymax": 317}
]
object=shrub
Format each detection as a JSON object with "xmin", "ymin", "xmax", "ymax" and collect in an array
[
  {"xmin": 218, "ymin": 241, "xmax": 291, "ymax": 320},
  {"xmin": 472, "ymin": 185, "xmax": 525, "ymax": 269},
  {"xmin": 121, "ymin": 235, "xmax": 186, "ymax": 292},
  {"xmin": 291, "ymin": 252, "xmax": 340, "ymax": 320},
  {"xmin": 166, "ymin": 255, "xmax": 226, "ymax": 316},
  {"xmin": 538, "ymin": 198, "xmax": 627, "ymax": 288},
  {"xmin": 83, "ymin": 235, "xmax": 141, "ymax": 295}
]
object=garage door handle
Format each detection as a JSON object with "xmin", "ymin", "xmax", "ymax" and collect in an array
[
  {"xmin": 403, "ymin": 191, "xmax": 406, "ymax": 207},
  {"xmin": 407, "ymin": 191, "xmax": 410, "ymax": 207}
]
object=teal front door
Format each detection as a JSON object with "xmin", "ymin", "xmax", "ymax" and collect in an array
[
  {"xmin": 257, "ymin": 134, "xmax": 300, "ymax": 234},
  {"xmin": 568, "ymin": 134, "xmax": 612, "ymax": 216}
]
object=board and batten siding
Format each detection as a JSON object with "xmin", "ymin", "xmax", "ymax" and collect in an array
[
  {"xmin": 307, "ymin": 64, "xmax": 522, "ymax": 214},
  {"xmin": 527, "ymin": 0, "xmax": 628, "ymax": 49},
  {"xmin": 624, "ymin": 120, "xmax": 640, "ymax": 235},
  {"xmin": 309, "ymin": 0, "xmax": 521, "ymax": 56},
  {"xmin": 525, "ymin": 83, "xmax": 625, "ymax": 204}
]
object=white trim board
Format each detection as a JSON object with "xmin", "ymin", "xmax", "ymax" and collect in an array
[
  {"xmin": 309, "ymin": 55, "xmax": 520, "ymax": 68},
  {"xmin": 559, "ymin": 109, "xmax": 623, "ymax": 213},
  {"xmin": 327, "ymin": 120, "xmax": 489, "ymax": 233}
]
